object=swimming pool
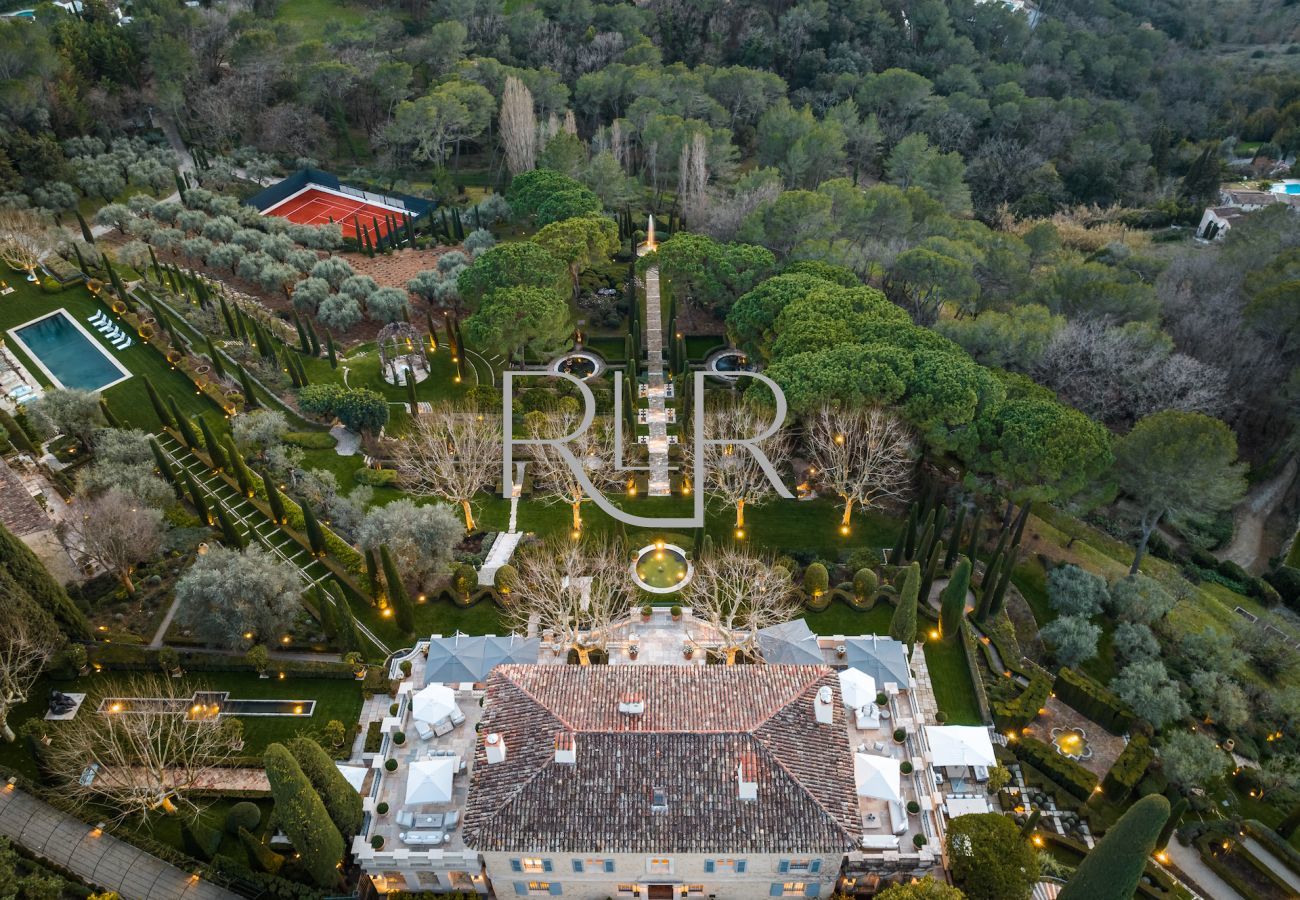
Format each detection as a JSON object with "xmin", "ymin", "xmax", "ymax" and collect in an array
[{"xmin": 8, "ymin": 310, "xmax": 131, "ymax": 392}]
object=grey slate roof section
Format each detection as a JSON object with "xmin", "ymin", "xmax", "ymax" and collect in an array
[
  {"xmin": 842, "ymin": 636, "xmax": 912, "ymax": 689},
  {"xmin": 423, "ymin": 634, "xmax": 540, "ymax": 685},
  {"xmin": 757, "ymin": 619, "xmax": 825, "ymax": 665},
  {"xmin": 462, "ymin": 665, "xmax": 859, "ymax": 854}
]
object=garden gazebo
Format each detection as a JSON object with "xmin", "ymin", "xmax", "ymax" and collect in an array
[{"xmin": 377, "ymin": 321, "xmax": 429, "ymax": 386}]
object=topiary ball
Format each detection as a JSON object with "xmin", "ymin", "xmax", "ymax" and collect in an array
[{"xmin": 225, "ymin": 801, "xmax": 262, "ymax": 835}]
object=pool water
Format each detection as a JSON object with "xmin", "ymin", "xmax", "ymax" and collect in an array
[
  {"xmin": 1284, "ymin": 184, "xmax": 1300, "ymax": 195},
  {"xmin": 10, "ymin": 310, "xmax": 130, "ymax": 392}
]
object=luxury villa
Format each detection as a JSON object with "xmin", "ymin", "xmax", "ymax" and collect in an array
[{"xmin": 349, "ymin": 612, "xmax": 997, "ymax": 898}]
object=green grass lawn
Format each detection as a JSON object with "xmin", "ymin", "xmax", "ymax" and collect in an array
[
  {"xmin": 924, "ymin": 639, "xmax": 983, "ymax": 725},
  {"xmin": 803, "ymin": 600, "xmax": 895, "ymax": 637},
  {"xmin": 272, "ymin": 0, "xmax": 369, "ymax": 39},
  {"xmin": 0, "ymin": 277, "xmax": 225, "ymax": 431}
]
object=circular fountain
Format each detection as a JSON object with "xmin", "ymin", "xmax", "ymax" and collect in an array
[
  {"xmin": 705, "ymin": 348, "xmax": 758, "ymax": 381},
  {"xmin": 631, "ymin": 541, "xmax": 693, "ymax": 594},
  {"xmin": 548, "ymin": 350, "xmax": 603, "ymax": 381},
  {"xmin": 1050, "ymin": 727, "xmax": 1092, "ymax": 761}
]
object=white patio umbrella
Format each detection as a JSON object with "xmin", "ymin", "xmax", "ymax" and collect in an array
[
  {"xmin": 854, "ymin": 752, "xmax": 902, "ymax": 803},
  {"xmin": 839, "ymin": 667, "xmax": 877, "ymax": 709},
  {"xmin": 411, "ymin": 683, "xmax": 456, "ymax": 723},
  {"xmin": 405, "ymin": 757, "xmax": 455, "ymax": 805}
]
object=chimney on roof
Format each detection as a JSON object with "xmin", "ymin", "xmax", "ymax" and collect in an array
[
  {"xmin": 485, "ymin": 732, "xmax": 507, "ymax": 765},
  {"xmin": 617, "ymin": 692, "xmax": 645, "ymax": 716},
  {"xmin": 737, "ymin": 753, "xmax": 758, "ymax": 801},
  {"xmin": 815, "ymin": 685, "xmax": 834, "ymax": 725},
  {"xmin": 554, "ymin": 732, "xmax": 576, "ymax": 765}
]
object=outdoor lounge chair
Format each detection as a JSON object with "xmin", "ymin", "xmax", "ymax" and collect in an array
[
  {"xmin": 449, "ymin": 708, "xmax": 466, "ymax": 727},
  {"xmin": 88, "ymin": 311, "xmax": 106, "ymax": 325},
  {"xmin": 112, "ymin": 334, "xmax": 131, "ymax": 349},
  {"xmin": 415, "ymin": 720, "xmax": 434, "ymax": 741},
  {"xmin": 442, "ymin": 810, "xmax": 459, "ymax": 830},
  {"xmin": 96, "ymin": 320, "xmax": 115, "ymax": 333},
  {"xmin": 395, "ymin": 810, "xmax": 414, "ymax": 827}
]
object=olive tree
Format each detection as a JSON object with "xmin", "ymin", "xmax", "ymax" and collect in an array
[{"xmin": 174, "ymin": 545, "xmax": 301, "ymax": 648}]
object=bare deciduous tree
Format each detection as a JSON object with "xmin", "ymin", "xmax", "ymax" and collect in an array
[
  {"xmin": 500, "ymin": 76, "xmax": 537, "ymax": 176},
  {"xmin": 0, "ymin": 615, "xmax": 62, "ymax": 742},
  {"xmin": 0, "ymin": 208, "xmax": 53, "ymax": 279},
  {"xmin": 393, "ymin": 405, "xmax": 502, "ymax": 531},
  {"xmin": 685, "ymin": 400, "xmax": 791, "ymax": 534},
  {"xmin": 503, "ymin": 538, "xmax": 635, "ymax": 665},
  {"xmin": 687, "ymin": 548, "xmax": 799, "ymax": 664},
  {"xmin": 805, "ymin": 406, "xmax": 916, "ymax": 531},
  {"xmin": 56, "ymin": 489, "xmax": 163, "ymax": 595},
  {"xmin": 526, "ymin": 410, "xmax": 621, "ymax": 533},
  {"xmin": 47, "ymin": 675, "xmax": 238, "ymax": 822},
  {"xmin": 678, "ymin": 132, "xmax": 709, "ymax": 229}
]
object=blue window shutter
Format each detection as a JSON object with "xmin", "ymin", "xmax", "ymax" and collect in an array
[
  {"xmin": 510, "ymin": 859, "xmax": 522, "ymax": 873},
  {"xmin": 804, "ymin": 884, "xmax": 820, "ymax": 898},
  {"xmin": 810, "ymin": 860, "xmax": 821, "ymax": 874},
  {"xmin": 604, "ymin": 859, "xmax": 615, "ymax": 873},
  {"xmin": 704, "ymin": 860, "xmax": 715, "ymax": 874},
  {"xmin": 542, "ymin": 858, "xmax": 554, "ymax": 873},
  {"xmin": 778, "ymin": 860, "xmax": 790, "ymax": 873},
  {"xmin": 549, "ymin": 885, "xmax": 564, "ymax": 896},
  {"xmin": 571, "ymin": 859, "xmax": 583, "ymax": 873},
  {"xmin": 736, "ymin": 860, "xmax": 747, "ymax": 874},
  {"xmin": 770, "ymin": 884, "xmax": 784, "ymax": 897},
  {"xmin": 513, "ymin": 883, "xmax": 527, "ymax": 896}
]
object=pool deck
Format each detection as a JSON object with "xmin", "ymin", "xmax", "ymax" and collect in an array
[{"xmin": 6, "ymin": 308, "xmax": 132, "ymax": 393}]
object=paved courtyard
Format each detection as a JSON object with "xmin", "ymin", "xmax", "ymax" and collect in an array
[{"xmin": 1023, "ymin": 697, "xmax": 1126, "ymax": 779}]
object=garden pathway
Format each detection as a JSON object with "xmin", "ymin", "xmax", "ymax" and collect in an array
[
  {"xmin": 1216, "ymin": 455, "xmax": 1297, "ymax": 572},
  {"xmin": 155, "ymin": 432, "xmax": 393, "ymax": 657},
  {"xmin": 1164, "ymin": 840, "xmax": 1245, "ymax": 900},
  {"xmin": 1240, "ymin": 836, "xmax": 1300, "ymax": 894},
  {"xmin": 0, "ymin": 785, "xmax": 240, "ymax": 900},
  {"xmin": 641, "ymin": 262, "xmax": 671, "ymax": 495}
]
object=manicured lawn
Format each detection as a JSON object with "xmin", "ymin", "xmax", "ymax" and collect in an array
[
  {"xmin": 803, "ymin": 600, "xmax": 895, "ymax": 637},
  {"xmin": 923, "ymin": 639, "xmax": 984, "ymax": 725},
  {"xmin": 272, "ymin": 0, "xmax": 369, "ymax": 39},
  {"xmin": 0, "ymin": 277, "xmax": 224, "ymax": 431}
]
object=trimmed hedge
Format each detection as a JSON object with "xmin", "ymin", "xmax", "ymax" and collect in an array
[
  {"xmin": 1054, "ymin": 667, "xmax": 1133, "ymax": 735},
  {"xmin": 86, "ymin": 642, "xmax": 358, "ymax": 678},
  {"xmin": 287, "ymin": 737, "xmax": 364, "ymax": 839},
  {"xmin": 283, "ymin": 431, "xmax": 338, "ymax": 450},
  {"xmin": 1102, "ymin": 734, "xmax": 1154, "ymax": 802},
  {"xmin": 1059, "ymin": 795, "xmax": 1169, "ymax": 900},
  {"xmin": 993, "ymin": 670, "xmax": 1051, "ymax": 731},
  {"xmin": 1013, "ymin": 736, "xmax": 1098, "ymax": 801},
  {"xmin": 263, "ymin": 743, "xmax": 344, "ymax": 888}
]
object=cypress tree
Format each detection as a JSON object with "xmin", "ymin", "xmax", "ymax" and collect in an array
[
  {"xmin": 294, "ymin": 313, "xmax": 310, "ymax": 355},
  {"xmin": 148, "ymin": 246, "xmax": 162, "ymax": 284},
  {"xmin": 305, "ymin": 319, "xmax": 320, "ymax": 357},
  {"xmin": 205, "ymin": 336, "xmax": 227, "ymax": 381},
  {"xmin": 933, "ymin": 503, "xmax": 949, "ymax": 551},
  {"xmin": 238, "ymin": 827, "xmax": 285, "ymax": 875},
  {"xmin": 331, "ymin": 581, "xmax": 361, "ymax": 653},
  {"xmin": 75, "ymin": 210, "xmax": 94, "ymax": 244},
  {"xmin": 890, "ymin": 504, "xmax": 914, "ymax": 564},
  {"xmin": 235, "ymin": 308, "xmax": 250, "ymax": 345},
  {"xmin": 919, "ymin": 539, "xmax": 944, "ymax": 607},
  {"xmin": 364, "ymin": 548, "xmax": 380, "ymax": 597},
  {"xmin": 262, "ymin": 743, "xmax": 344, "ymax": 888},
  {"xmin": 98, "ymin": 397, "xmax": 121, "ymax": 429},
  {"xmin": 966, "ymin": 509, "xmax": 983, "ymax": 561},
  {"xmin": 913, "ymin": 520, "xmax": 936, "ymax": 568},
  {"xmin": 0, "ymin": 408, "xmax": 35, "ymax": 454},
  {"xmin": 986, "ymin": 552, "xmax": 1017, "ymax": 620},
  {"xmin": 1277, "ymin": 803, "xmax": 1300, "ymax": 840},
  {"xmin": 213, "ymin": 500, "xmax": 246, "ymax": 549},
  {"xmin": 940, "ymin": 557, "xmax": 971, "ymax": 641},
  {"xmin": 72, "ymin": 243, "xmax": 88, "ymax": 275},
  {"xmin": 325, "ymin": 332, "xmax": 338, "ymax": 368},
  {"xmin": 1058, "ymin": 795, "xmax": 1170, "ymax": 900},
  {"xmin": 253, "ymin": 320, "xmax": 274, "ymax": 360},
  {"xmin": 286, "ymin": 736, "xmax": 363, "ymax": 840},
  {"xmin": 1156, "ymin": 798, "xmax": 1187, "ymax": 850},
  {"xmin": 314, "ymin": 585, "xmax": 337, "ymax": 639},
  {"xmin": 173, "ymin": 404, "xmax": 201, "ymax": 449},
  {"xmin": 262, "ymin": 468, "xmax": 287, "ymax": 524},
  {"xmin": 889, "ymin": 563, "xmax": 920, "ymax": 647},
  {"xmin": 226, "ymin": 437, "xmax": 254, "ymax": 497},
  {"xmin": 283, "ymin": 348, "xmax": 302, "ymax": 388},
  {"xmin": 984, "ymin": 528, "xmax": 1010, "ymax": 590},
  {"xmin": 1012, "ymin": 501, "xmax": 1032, "ymax": 547},
  {"xmin": 237, "ymin": 364, "xmax": 259, "ymax": 409},
  {"xmin": 0, "ymin": 523, "xmax": 92, "ymax": 638},
  {"xmin": 1020, "ymin": 809, "xmax": 1042, "ymax": 838},
  {"xmin": 381, "ymin": 545, "xmax": 414, "ymax": 633},
  {"xmin": 945, "ymin": 505, "xmax": 967, "ymax": 570},
  {"xmin": 406, "ymin": 376, "xmax": 419, "ymax": 416},
  {"xmin": 198, "ymin": 418, "xmax": 226, "ymax": 470},
  {"xmin": 183, "ymin": 469, "xmax": 210, "ymax": 523},
  {"xmin": 149, "ymin": 437, "xmax": 183, "ymax": 498},
  {"xmin": 301, "ymin": 502, "xmax": 326, "ymax": 557},
  {"xmin": 905, "ymin": 506, "xmax": 931, "ymax": 561}
]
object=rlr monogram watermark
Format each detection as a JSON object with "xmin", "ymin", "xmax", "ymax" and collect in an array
[{"xmin": 502, "ymin": 370, "xmax": 792, "ymax": 528}]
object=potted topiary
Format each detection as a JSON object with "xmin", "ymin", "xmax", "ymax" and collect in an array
[
  {"xmin": 935, "ymin": 710, "xmax": 948, "ymax": 724},
  {"xmin": 389, "ymin": 702, "xmax": 399, "ymax": 716},
  {"xmin": 683, "ymin": 642, "xmax": 694, "ymax": 659},
  {"xmin": 376, "ymin": 802, "xmax": 389, "ymax": 816},
  {"xmin": 876, "ymin": 691, "xmax": 887, "ymax": 706},
  {"xmin": 641, "ymin": 605, "xmax": 653, "ymax": 621},
  {"xmin": 900, "ymin": 761, "xmax": 913, "ymax": 775},
  {"xmin": 893, "ymin": 727, "xmax": 907, "ymax": 744},
  {"xmin": 393, "ymin": 732, "xmax": 406, "ymax": 745},
  {"xmin": 384, "ymin": 758, "xmax": 398, "ymax": 772},
  {"xmin": 907, "ymin": 800, "xmax": 920, "ymax": 815},
  {"xmin": 629, "ymin": 644, "xmax": 639, "ymax": 660},
  {"xmin": 399, "ymin": 660, "xmax": 412, "ymax": 677},
  {"xmin": 671, "ymin": 605, "xmax": 682, "ymax": 621},
  {"xmin": 371, "ymin": 835, "xmax": 385, "ymax": 849},
  {"xmin": 913, "ymin": 834, "xmax": 926, "ymax": 849}
]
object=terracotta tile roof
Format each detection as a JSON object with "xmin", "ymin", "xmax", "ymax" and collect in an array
[{"xmin": 463, "ymin": 665, "xmax": 859, "ymax": 853}]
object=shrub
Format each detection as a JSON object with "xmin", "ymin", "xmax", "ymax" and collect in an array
[
  {"xmin": 803, "ymin": 562, "xmax": 829, "ymax": 597},
  {"xmin": 263, "ymin": 743, "xmax": 344, "ymax": 887},
  {"xmin": 354, "ymin": 467, "xmax": 398, "ymax": 486},
  {"xmin": 388, "ymin": 702, "xmax": 399, "ymax": 716},
  {"xmin": 992, "ymin": 670, "xmax": 1051, "ymax": 731},
  {"xmin": 364, "ymin": 721, "xmax": 382, "ymax": 753},
  {"xmin": 371, "ymin": 835, "xmax": 385, "ymax": 850},
  {"xmin": 283, "ymin": 431, "xmax": 338, "ymax": 450},
  {"xmin": 385, "ymin": 758, "xmax": 398, "ymax": 771},
  {"xmin": 913, "ymin": 834, "xmax": 927, "ymax": 848},
  {"xmin": 399, "ymin": 660, "xmax": 412, "ymax": 677},
  {"xmin": 1265, "ymin": 566, "xmax": 1300, "ymax": 606},
  {"xmin": 1013, "ymin": 737, "xmax": 1098, "ymax": 800},
  {"xmin": 287, "ymin": 736, "xmax": 365, "ymax": 841},
  {"xmin": 393, "ymin": 732, "xmax": 406, "ymax": 745},
  {"xmin": 376, "ymin": 801, "xmax": 389, "ymax": 815},
  {"xmin": 900, "ymin": 761, "xmax": 914, "ymax": 775},
  {"xmin": 239, "ymin": 826, "xmax": 284, "ymax": 875},
  {"xmin": 226, "ymin": 801, "xmax": 263, "ymax": 835},
  {"xmin": 907, "ymin": 800, "xmax": 920, "ymax": 814},
  {"xmin": 1054, "ymin": 667, "xmax": 1133, "ymax": 734},
  {"xmin": 322, "ymin": 719, "xmax": 346, "ymax": 749},
  {"xmin": 641, "ymin": 604, "xmax": 652, "ymax": 617},
  {"xmin": 893, "ymin": 727, "xmax": 906, "ymax": 742},
  {"xmin": 853, "ymin": 567, "xmax": 878, "ymax": 600},
  {"xmin": 1057, "ymin": 795, "xmax": 1170, "ymax": 900},
  {"xmin": 1102, "ymin": 734, "xmax": 1154, "ymax": 802}
]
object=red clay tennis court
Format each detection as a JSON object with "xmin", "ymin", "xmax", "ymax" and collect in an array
[{"xmin": 261, "ymin": 186, "xmax": 409, "ymax": 240}]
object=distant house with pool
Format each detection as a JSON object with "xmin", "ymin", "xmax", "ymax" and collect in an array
[{"xmin": 1197, "ymin": 183, "xmax": 1300, "ymax": 240}]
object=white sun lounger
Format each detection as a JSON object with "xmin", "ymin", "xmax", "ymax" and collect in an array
[
  {"xmin": 8, "ymin": 385, "xmax": 33, "ymax": 399},
  {"xmin": 88, "ymin": 311, "xmax": 107, "ymax": 325},
  {"xmin": 113, "ymin": 335, "xmax": 131, "ymax": 349},
  {"xmin": 95, "ymin": 320, "xmax": 115, "ymax": 333}
]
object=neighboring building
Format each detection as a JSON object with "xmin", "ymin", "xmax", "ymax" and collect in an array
[
  {"xmin": 463, "ymin": 665, "xmax": 859, "ymax": 899},
  {"xmin": 1198, "ymin": 185, "xmax": 1300, "ymax": 239},
  {"xmin": 1196, "ymin": 206, "xmax": 1245, "ymax": 240}
]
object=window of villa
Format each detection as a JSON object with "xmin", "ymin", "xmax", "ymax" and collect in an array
[
  {"xmin": 519, "ymin": 858, "xmax": 550, "ymax": 873},
  {"xmin": 525, "ymin": 881, "xmax": 556, "ymax": 896},
  {"xmin": 616, "ymin": 886, "xmax": 638, "ymax": 896},
  {"xmin": 773, "ymin": 883, "xmax": 808, "ymax": 897},
  {"xmin": 571, "ymin": 858, "xmax": 614, "ymax": 873},
  {"xmin": 686, "ymin": 886, "xmax": 705, "ymax": 895},
  {"xmin": 705, "ymin": 858, "xmax": 747, "ymax": 874},
  {"xmin": 780, "ymin": 859, "xmax": 817, "ymax": 873},
  {"xmin": 646, "ymin": 857, "xmax": 673, "ymax": 874}
]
